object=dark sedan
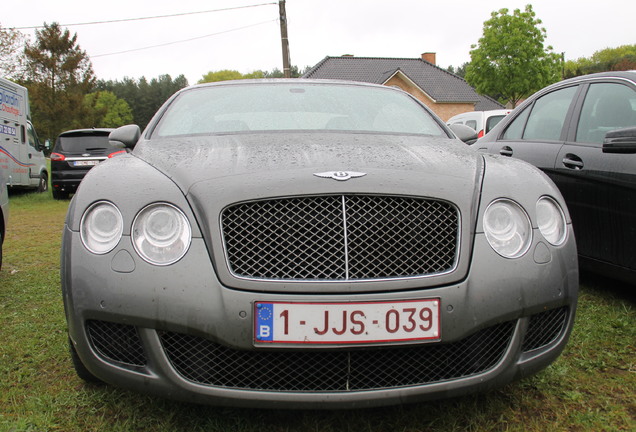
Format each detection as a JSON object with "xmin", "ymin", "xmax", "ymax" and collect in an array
[
  {"xmin": 476, "ymin": 71, "xmax": 636, "ymax": 284},
  {"xmin": 50, "ymin": 128, "xmax": 123, "ymax": 199}
]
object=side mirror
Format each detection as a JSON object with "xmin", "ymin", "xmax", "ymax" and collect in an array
[
  {"xmin": 109, "ymin": 124, "xmax": 141, "ymax": 149},
  {"xmin": 602, "ymin": 126, "xmax": 636, "ymax": 154},
  {"xmin": 448, "ymin": 123, "xmax": 479, "ymax": 144}
]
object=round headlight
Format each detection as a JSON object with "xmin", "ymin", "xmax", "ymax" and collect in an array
[
  {"xmin": 483, "ymin": 199, "xmax": 532, "ymax": 258},
  {"xmin": 536, "ymin": 197, "xmax": 567, "ymax": 246},
  {"xmin": 132, "ymin": 203, "xmax": 191, "ymax": 266},
  {"xmin": 80, "ymin": 201, "xmax": 123, "ymax": 254}
]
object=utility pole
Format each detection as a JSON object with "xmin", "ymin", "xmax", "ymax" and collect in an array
[{"xmin": 279, "ymin": 0, "xmax": 291, "ymax": 78}]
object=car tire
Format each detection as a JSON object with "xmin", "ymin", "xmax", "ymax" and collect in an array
[
  {"xmin": 68, "ymin": 337, "xmax": 103, "ymax": 384},
  {"xmin": 52, "ymin": 189, "xmax": 69, "ymax": 200},
  {"xmin": 37, "ymin": 172, "xmax": 48, "ymax": 193}
]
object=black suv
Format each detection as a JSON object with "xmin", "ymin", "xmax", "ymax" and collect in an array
[{"xmin": 50, "ymin": 128, "xmax": 123, "ymax": 200}]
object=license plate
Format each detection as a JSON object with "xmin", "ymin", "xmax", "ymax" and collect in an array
[
  {"xmin": 254, "ymin": 299, "xmax": 440, "ymax": 345},
  {"xmin": 73, "ymin": 160, "xmax": 99, "ymax": 166}
]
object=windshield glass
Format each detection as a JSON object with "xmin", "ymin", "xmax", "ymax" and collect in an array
[{"xmin": 153, "ymin": 83, "xmax": 447, "ymax": 138}]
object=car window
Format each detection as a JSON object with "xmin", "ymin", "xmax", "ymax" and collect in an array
[
  {"xmin": 502, "ymin": 106, "xmax": 531, "ymax": 140},
  {"xmin": 522, "ymin": 86, "xmax": 578, "ymax": 141},
  {"xmin": 153, "ymin": 84, "xmax": 447, "ymax": 138},
  {"xmin": 575, "ymin": 83, "xmax": 636, "ymax": 144},
  {"xmin": 485, "ymin": 115, "xmax": 505, "ymax": 134},
  {"xmin": 56, "ymin": 135, "xmax": 114, "ymax": 152},
  {"xmin": 465, "ymin": 120, "xmax": 477, "ymax": 130},
  {"xmin": 26, "ymin": 122, "xmax": 39, "ymax": 150}
]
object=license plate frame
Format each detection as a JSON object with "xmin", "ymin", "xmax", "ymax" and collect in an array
[
  {"xmin": 254, "ymin": 299, "xmax": 441, "ymax": 345},
  {"xmin": 73, "ymin": 160, "xmax": 99, "ymax": 166}
]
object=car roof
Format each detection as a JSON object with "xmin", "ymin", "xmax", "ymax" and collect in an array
[{"xmin": 546, "ymin": 71, "xmax": 636, "ymax": 90}]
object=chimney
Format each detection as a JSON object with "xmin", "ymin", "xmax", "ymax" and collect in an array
[{"xmin": 421, "ymin": 52, "xmax": 436, "ymax": 65}]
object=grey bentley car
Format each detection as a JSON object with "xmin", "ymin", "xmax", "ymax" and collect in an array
[{"xmin": 61, "ymin": 80, "xmax": 578, "ymax": 409}]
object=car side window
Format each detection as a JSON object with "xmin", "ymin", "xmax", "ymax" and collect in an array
[
  {"xmin": 26, "ymin": 122, "xmax": 40, "ymax": 150},
  {"xmin": 522, "ymin": 86, "xmax": 578, "ymax": 141},
  {"xmin": 575, "ymin": 83, "xmax": 636, "ymax": 144},
  {"xmin": 485, "ymin": 115, "xmax": 505, "ymax": 134},
  {"xmin": 502, "ymin": 106, "xmax": 530, "ymax": 140},
  {"xmin": 465, "ymin": 120, "xmax": 477, "ymax": 130}
]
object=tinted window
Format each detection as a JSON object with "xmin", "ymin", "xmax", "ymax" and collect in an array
[
  {"xmin": 523, "ymin": 86, "xmax": 577, "ymax": 141},
  {"xmin": 485, "ymin": 115, "xmax": 505, "ymax": 134},
  {"xmin": 56, "ymin": 135, "xmax": 114, "ymax": 152},
  {"xmin": 154, "ymin": 84, "xmax": 446, "ymax": 138},
  {"xmin": 575, "ymin": 83, "xmax": 636, "ymax": 144},
  {"xmin": 502, "ymin": 106, "xmax": 530, "ymax": 140}
]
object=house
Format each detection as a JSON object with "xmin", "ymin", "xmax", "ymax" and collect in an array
[{"xmin": 302, "ymin": 53, "xmax": 503, "ymax": 121}]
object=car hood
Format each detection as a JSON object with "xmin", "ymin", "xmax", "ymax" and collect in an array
[
  {"xmin": 134, "ymin": 132, "xmax": 484, "ymax": 292},
  {"xmin": 133, "ymin": 132, "xmax": 483, "ymax": 203}
]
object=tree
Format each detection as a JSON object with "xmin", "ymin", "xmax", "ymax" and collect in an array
[
  {"xmin": 465, "ymin": 5, "xmax": 562, "ymax": 108},
  {"xmin": 82, "ymin": 91, "xmax": 133, "ymax": 128},
  {"xmin": 198, "ymin": 69, "xmax": 267, "ymax": 83},
  {"xmin": 0, "ymin": 23, "xmax": 28, "ymax": 80},
  {"xmin": 446, "ymin": 62, "xmax": 469, "ymax": 79},
  {"xmin": 263, "ymin": 65, "xmax": 311, "ymax": 78},
  {"xmin": 198, "ymin": 65, "xmax": 311, "ymax": 83},
  {"xmin": 564, "ymin": 44, "xmax": 636, "ymax": 78},
  {"xmin": 24, "ymin": 22, "xmax": 95, "ymax": 142},
  {"xmin": 97, "ymin": 74, "xmax": 188, "ymax": 129}
]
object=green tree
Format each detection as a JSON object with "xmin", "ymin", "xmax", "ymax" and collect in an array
[
  {"xmin": 263, "ymin": 65, "xmax": 310, "ymax": 78},
  {"xmin": 446, "ymin": 62, "xmax": 469, "ymax": 79},
  {"xmin": 82, "ymin": 91, "xmax": 133, "ymax": 128},
  {"xmin": 465, "ymin": 5, "xmax": 562, "ymax": 107},
  {"xmin": 198, "ymin": 69, "xmax": 265, "ymax": 83},
  {"xmin": 0, "ymin": 23, "xmax": 28, "ymax": 80},
  {"xmin": 24, "ymin": 22, "xmax": 95, "ymax": 142},
  {"xmin": 564, "ymin": 44, "xmax": 636, "ymax": 78},
  {"xmin": 97, "ymin": 74, "xmax": 188, "ymax": 129},
  {"xmin": 198, "ymin": 65, "xmax": 311, "ymax": 83}
]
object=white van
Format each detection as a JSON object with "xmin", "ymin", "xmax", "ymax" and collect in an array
[
  {"xmin": 446, "ymin": 109, "xmax": 511, "ymax": 140},
  {"xmin": 0, "ymin": 77, "xmax": 48, "ymax": 192},
  {"xmin": 0, "ymin": 168, "xmax": 7, "ymax": 270}
]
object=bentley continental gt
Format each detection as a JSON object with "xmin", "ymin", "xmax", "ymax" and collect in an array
[{"xmin": 61, "ymin": 80, "xmax": 579, "ymax": 409}]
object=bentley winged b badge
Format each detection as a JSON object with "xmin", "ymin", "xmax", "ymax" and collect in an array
[{"xmin": 313, "ymin": 171, "xmax": 367, "ymax": 181}]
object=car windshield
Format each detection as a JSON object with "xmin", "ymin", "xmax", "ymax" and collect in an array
[
  {"xmin": 152, "ymin": 83, "xmax": 447, "ymax": 138},
  {"xmin": 56, "ymin": 135, "xmax": 113, "ymax": 152}
]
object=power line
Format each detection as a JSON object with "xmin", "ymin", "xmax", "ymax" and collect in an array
[
  {"xmin": 91, "ymin": 19, "xmax": 278, "ymax": 58},
  {"xmin": 11, "ymin": 2, "xmax": 278, "ymax": 30}
]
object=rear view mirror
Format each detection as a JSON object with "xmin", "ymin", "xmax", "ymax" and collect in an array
[
  {"xmin": 602, "ymin": 126, "xmax": 636, "ymax": 154},
  {"xmin": 109, "ymin": 125, "xmax": 141, "ymax": 149},
  {"xmin": 449, "ymin": 124, "xmax": 479, "ymax": 144}
]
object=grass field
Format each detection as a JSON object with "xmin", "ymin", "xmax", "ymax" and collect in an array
[{"xmin": 1, "ymin": 190, "xmax": 634, "ymax": 432}]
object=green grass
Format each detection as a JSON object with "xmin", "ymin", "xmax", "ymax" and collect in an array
[{"xmin": 1, "ymin": 191, "xmax": 634, "ymax": 432}]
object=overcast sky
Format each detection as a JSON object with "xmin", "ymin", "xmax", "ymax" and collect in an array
[{"xmin": 7, "ymin": 0, "xmax": 636, "ymax": 84}]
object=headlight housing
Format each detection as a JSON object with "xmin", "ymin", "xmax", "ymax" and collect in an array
[
  {"xmin": 80, "ymin": 201, "xmax": 124, "ymax": 254},
  {"xmin": 483, "ymin": 199, "xmax": 532, "ymax": 258},
  {"xmin": 536, "ymin": 196, "xmax": 567, "ymax": 246},
  {"xmin": 132, "ymin": 203, "xmax": 191, "ymax": 266}
]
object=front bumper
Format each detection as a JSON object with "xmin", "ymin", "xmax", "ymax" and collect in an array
[{"xmin": 61, "ymin": 225, "xmax": 578, "ymax": 409}]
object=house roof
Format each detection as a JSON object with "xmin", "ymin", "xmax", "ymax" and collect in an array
[{"xmin": 303, "ymin": 56, "xmax": 503, "ymax": 111}]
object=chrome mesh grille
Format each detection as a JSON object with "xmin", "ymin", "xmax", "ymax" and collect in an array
[
  {"xmin": 86, "ymin": 320, "xmax": 146, "ymax": 367},
  {"xmin": 522, "ymin": 307, "xmax": 569, "ymax": 352},
  {"xmin": 159, "ymin": 321, "xmax": 515, "ymax": 391},
  {"xmin": 221, "ymin": 195, "xmax": 459, "ymax": 280}
]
